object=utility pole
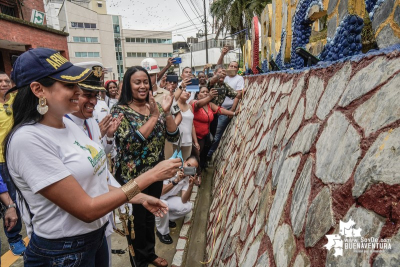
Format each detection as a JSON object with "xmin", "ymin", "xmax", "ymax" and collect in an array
[{"xmin": 203, "ymin": 0, "xmax": 209, "ymax": 74}]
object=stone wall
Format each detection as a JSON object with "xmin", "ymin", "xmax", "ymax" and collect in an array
[{"xmin": 206, "ymin": 47, "xmax": 400, "ymax": 266}]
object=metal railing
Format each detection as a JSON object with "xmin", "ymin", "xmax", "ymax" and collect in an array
[{"xmin": 190, "ymin": 39, "xmax": 237, "ymax": 52}]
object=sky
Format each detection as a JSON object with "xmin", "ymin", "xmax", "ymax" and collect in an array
[{"xmin": 106, "ymin": 0, "xmax": 212, "ymax": 42}]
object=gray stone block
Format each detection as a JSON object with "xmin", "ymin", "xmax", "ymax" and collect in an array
[
  {"xmin": 338, "ymin": 0, "xmax": 349, "ymax": 22},
  {"xmin": 305, "ymin": 187, "xmax": 334, "ymax": 247},
  {"xmin": 376, "ymin": 24, "xmax": 400, "ymax": 49},
  {"xmin": 327, "ymin": 15, "xmax": 338, "ymax": 39},
  {"xmin": 274, "ymin": 116, "xmax": 288, "ymax": 146},
  {"xmin": 372, "ymin": 0, "xmax": 395, "ymax": 31},
  {"xmin": 255, "ymin": 252, "xmax": 270, "ymax": 267},
  {"xmin": 291, "ymin": 158, "xmax": 313, "ymax": 236},
  {"xmin": 267, "ymin": 155, "xmax": 301, "ymax": 241},
  {"xmin": 316, "ymin": 63, "xmax": 351, "ymax": 120},
  {"xmin": 273, "ymin": 224, "xmax": 296, "ymax": 267},
  {"xmin": 353, "ymin": 127, "xmax": 400, "ymax": 198},
  {"xmin": 242, "ymin": 234, "xmax": 262, "ymax": 267},
  {"xmin": 289, "ymin": 123, "xmax": 320, "ymax": 156},
  {"xmin": 339, "ymin": 55, "xmax": 400, "ymax": 107},
  {"xmin": 256, "ymin": 181, "xmax": 272, "ymax": 235},
  {"xmin": 354, "ymin": 73, "xmax": 400, "ymax": 136},
  {"xmin": 293, "ymin": 252, "xmax": 311, "ymax": 267},
  {"xmin": 272, "ymin": 141, "xmax": 293, "ymax": 188},
  {"xmin": 305, "ymin": 76, "xmax": 324, "ymax": 120},
  {"xmin": 285, "ymin": 97, "xmax": 305, "ymax": 142},
  {"xmin": 373, "ymin": 230, "xmax": 400, "ymax": 267},
  {"xmin": 394, "ymin": 5, "xmax": 400, "ymax": 26},
  {"xmin": 328, "ymin": 0, "xmax": 339, "ymax": 14},
  {"xmin": 316, "ymin": 112, "xmax": 361, "ymax": 184},
  {"xmin": 289, "ymin": 76, "xmax": 305, "ymax": 114}
]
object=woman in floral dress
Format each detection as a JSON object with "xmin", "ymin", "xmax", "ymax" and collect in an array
[{"xmin": 111, "ymin": 66, "xmax": 179, "ymax": 267}]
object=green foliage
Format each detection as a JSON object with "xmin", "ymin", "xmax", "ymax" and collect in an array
[{"xmin": 210, "ymin": 0, "xmax": 271, "ymax": 51}]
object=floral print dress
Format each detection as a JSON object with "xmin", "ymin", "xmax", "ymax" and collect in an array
[{"xmin": 111, "ymin": 103, "xmax": 180, "ymax": 185}]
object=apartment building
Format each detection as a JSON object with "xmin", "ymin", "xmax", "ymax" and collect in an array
[
  {"xmin": 122, "ymin": 29, "xmax": 173, "ymax": 70},
  {"xmin": 57, "ymin": 0, "xmax": 123, "ymax": 80}
]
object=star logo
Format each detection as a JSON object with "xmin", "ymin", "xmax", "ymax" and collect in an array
[{"xmin": 324, "ymin": 217, "xmax": 363, "ymax": 257}]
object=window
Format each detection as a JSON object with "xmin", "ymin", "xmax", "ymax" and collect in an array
[
  {"xmin": 0, "ymin": 4, "xmax": 17, "ymax": 17},
  {"xmin": 75, "ymin": 52, "xmax": 100, "ymax": 58},
  {"xmin": 71, "ymin": 22, "xmax": 96, "ymax": 29},
  {"xmin": 97, "ymin": 3, "xmax": 102, "ymax": 8},
  {"xmin": 127, "ymin": 52, "xmax": 146, "ymax": 57},
  {"xmin": 73, "ymin": 37, "xmax": 98, "ymax": 43}
]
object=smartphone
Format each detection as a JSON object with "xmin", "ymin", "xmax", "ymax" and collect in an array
[
  {"xmin": 186, "ymin": 78, "xmax": 199, "ymax": 92},
  {"xmin": 105, "ymin": 67, "xmax": 113, "ymax": 73},
  {"xmin": 166, "ymin": 75, "xmax": 179, "ymax": 83},
  {"xmin": 214, "ymin": 87, "xmax": 226, "ymax": 95},
  {"xmin": 225, "ymin": 45, "xmax": 234, "ymax": 50},
  {"xmin": 173, "ymin": 57, "xmax": 182, "ymax": 64},
  {"xmin": 183, "ymin": 167, "xmax": 197, "ymax": 176}
]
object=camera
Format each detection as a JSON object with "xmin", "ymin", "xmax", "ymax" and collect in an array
[
  {"xmin": 171, "ymin": 104, "xmax": 180, "ymax": 115},
  {"xmin": 183, "ymin": 167, "xmax": 196, "ymax": 176}
]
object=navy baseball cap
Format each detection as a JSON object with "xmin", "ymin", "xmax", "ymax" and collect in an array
[{"xmin": 11, "ymin": 48, "xmax": 92, "ymax": 88}]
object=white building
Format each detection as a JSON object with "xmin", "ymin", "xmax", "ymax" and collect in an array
[
  {"xmin": 174, "ymin": 36, "xmax": 240, "ymax": 75},
  {"xmin": 44, "ymin": 0, "xmax": 173, "ymax": 80},
  {"xmin": 122, "ymin": 29, "xmax": 173, "ymax": 70},
  {"xmin": 55, "ymin": 0, "xmax": 123, "ymax": 80}
]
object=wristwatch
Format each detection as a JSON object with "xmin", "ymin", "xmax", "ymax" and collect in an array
[
  {"xmin": 7, "ymin": 203, "xmax": 16, "ymax": 210},
  {"xmin": 172, "ymin": 180, "xmax": 178, "ymax": 186},
  {"xmin": 179, "ymin": 85, "xmax": 183, "ymax": 90}
]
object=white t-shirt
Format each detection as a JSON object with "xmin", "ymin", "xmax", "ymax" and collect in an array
[
  {"xmin": 161, "ymin": 175, "xmax": 189, "ymax": 200},
  {"xmin": 8, "ymin": 118, "xmax": 109, "ymax": 239},
  {"xmin": 222, "ymin": 75, "xmax": 244, "ymax": 109},
  {"xmin": 94, "ymin": 100, "xmax": 110, "ymax": 123}
]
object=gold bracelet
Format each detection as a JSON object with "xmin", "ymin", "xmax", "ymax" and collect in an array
[{"xmin": 121, "ymin": 180, "xmax": 141, "ymax": 201}]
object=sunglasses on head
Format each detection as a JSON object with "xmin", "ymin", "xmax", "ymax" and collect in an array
[{"xmin": 3, "ymin": 103, "xmax": 11, "ymax": 116}]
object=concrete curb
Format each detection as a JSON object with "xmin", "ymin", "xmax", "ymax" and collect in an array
[{"xmin": 171, "ymin": 186, "xmax": 199, "ymax": 267}]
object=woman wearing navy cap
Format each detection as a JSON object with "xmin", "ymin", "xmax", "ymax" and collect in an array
[{"xmin": 3, "ymin": 48, "xmax": 182, "ymax": 266}]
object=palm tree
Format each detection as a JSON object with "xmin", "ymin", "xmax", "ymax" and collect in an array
[{"xmin": 210, "ymin": 0, "xmax": 271, "ymax": 50}]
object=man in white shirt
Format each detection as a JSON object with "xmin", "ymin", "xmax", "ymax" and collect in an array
[
  {"xmin": 207, "ymin": 47, "xmax": 244, "ymax": 162},
  {"xmin": 155, "ymin": 156, "xmax": 199, "ymax": 244}
]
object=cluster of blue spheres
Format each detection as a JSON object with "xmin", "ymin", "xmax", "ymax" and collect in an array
[
  {"xmin": 366, "ymin": 0, "xmax": 379, "ymax": 13},
  {"xmin": 288, "ymin": 0, "xmax": 317, "ymax": 69},
  {"xmin": 319, "ymin": 15, "xmax": 364, "ymax": 61},
  {"xmin": 275, "ymin": 30, "xmax": 287, "ymax": 69}
]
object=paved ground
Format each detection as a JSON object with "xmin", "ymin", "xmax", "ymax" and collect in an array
[
  {"xmin": 185, "ymin": 167, "xmax": 213, "ymax": 266},
  {"xmin": 0, "ymin": 214, "xmax": 183, "ymax": 267}
]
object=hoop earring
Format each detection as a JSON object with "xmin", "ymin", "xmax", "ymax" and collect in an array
[{"xmin": 37, "ymin": 97, "xmax": 48, "ymax": 115}]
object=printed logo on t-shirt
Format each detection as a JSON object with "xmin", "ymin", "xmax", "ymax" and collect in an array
[{"xmin": 73, "ymin": 141, "xmax": 106, "ymax": 175}]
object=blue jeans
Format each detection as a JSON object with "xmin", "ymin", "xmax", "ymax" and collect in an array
[
  {"xmin": 0, "ymin": 163, "xmax": 23, "ymax": 244},
  {"xmin": 207, "ymin": 114, "xmax": 231, "ymax": 157},
  {"xmin": 24, "ymin": 223, "xmax": 109, "ymax": 267}
]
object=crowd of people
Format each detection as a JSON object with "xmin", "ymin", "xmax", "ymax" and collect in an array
[{"xmin": 0, "ymin": 45, "xmax": 244, "ymax": 267}]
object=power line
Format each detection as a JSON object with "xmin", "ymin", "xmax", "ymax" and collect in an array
[
  {"xmin": 188, "ymin": 0, "xmax": 202, "ymax": 19},
  {"xmin": 175, "ymin": 0, "xmax": 200, "ymax": 31}
]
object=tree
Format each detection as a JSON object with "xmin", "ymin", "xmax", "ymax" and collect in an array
[{"xmin": 210, "ymin": 0, "xmax": 271, "ymax": 50}]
